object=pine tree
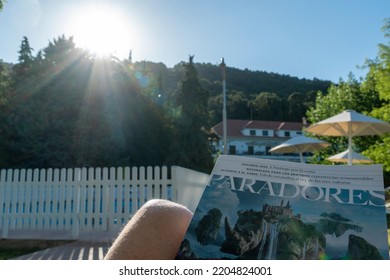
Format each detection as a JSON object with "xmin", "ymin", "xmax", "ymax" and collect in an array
[
  {"xmin": 14, "ymin": 36, "xmax": 34, "ymax": 77},
  {"xmin": 170, "ymin": 56, "xmax": 213, "ymax": 172}
]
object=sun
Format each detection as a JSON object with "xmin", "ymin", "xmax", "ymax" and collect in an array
[{"xmin": 69, "ymin": 5, "xmax": 133, "ymax": 58}]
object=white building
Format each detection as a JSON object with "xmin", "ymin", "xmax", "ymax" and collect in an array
[{"xmin": 211, "ymin": 119, "xmax": 306, "ymax": 161}]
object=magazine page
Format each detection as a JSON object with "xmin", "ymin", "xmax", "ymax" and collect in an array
[{"xmin": 177, "ymin": 155, "xmax": 389, "ymax": 260}]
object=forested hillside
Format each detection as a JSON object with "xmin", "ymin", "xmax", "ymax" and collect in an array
[
  {"xmin": 131, "ymin": 61, "xmax": 331, "ymax": 123},
  {"xmin": 0, "ymin": 35, "xmax": 336, "ymax": 172}
]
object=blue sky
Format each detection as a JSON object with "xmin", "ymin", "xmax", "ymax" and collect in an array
[{"xmin": 0, "ymin": 0, "xmax": 389, "ymax": 82}]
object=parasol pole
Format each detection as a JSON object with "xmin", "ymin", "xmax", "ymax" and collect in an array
[
  {"xmin": 298, "ymin": 152, "xmax": 304, "ymax": 163},
  {"xmin": 348, "ymin": 122, "xmax": 352, "ymax": 165},
  {"xmin": 221, "ymin": 58, "xmax": 227, "ymax": 155},
  {"xmin": 293, "ymin": 146, "xmax": 304, "ymax": 163}
]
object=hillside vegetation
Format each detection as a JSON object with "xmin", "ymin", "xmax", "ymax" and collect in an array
[{"xmin": 1, "ymin": 19, "xmax": 389, "ymax": 179}]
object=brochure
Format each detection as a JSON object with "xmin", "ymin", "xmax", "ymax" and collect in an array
[{"xmin": 177, "ymin": 155, "xmax": 389, "ymax": 259}]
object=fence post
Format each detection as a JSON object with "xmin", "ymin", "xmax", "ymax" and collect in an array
[
  {"xmin": 1, "ymin": 169, "xmax": 13, "ymax": 238},
  {"xmin": 71, "ymin": 168, "xmax": 80, "ymax": 239},
  {"xmin": 103, "ymin": 167, "xmax": 110, "ymax": 231},
  {"xmin": 0, "ymin": 169, "xmax": 6, "ymax": 238}
]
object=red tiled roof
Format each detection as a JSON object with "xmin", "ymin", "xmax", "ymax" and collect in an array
[{"xmin": 212, "ymin": 119, "xmax": 304, "ymax": 138}]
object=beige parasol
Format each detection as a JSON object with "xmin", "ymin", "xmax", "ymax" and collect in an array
[
  {"xmin": 305, "ymin": 109, "xmax": 390, "ymax": 165},
  {"xmin": 269, "ymin": 135, "xmax": 330, "ymax": 163},
  {"xmin": 327, "ymin": 149, "xmax": 373, "ymax": 164}
]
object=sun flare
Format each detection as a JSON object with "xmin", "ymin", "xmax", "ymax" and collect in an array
[{"xmin": 69, "ymin": 5, "xmax": 133, "ymax": 58}]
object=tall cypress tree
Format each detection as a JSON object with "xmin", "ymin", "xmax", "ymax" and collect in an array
[
  {"xmin": 13, "ymin": 36, "xmax": 34, "ymax": 78},
  {"xmin": 170, "ymin": 56, "xmax": 213, "ymax": 172},
  {"xmin": 18, "ymin": 37, "xmax": 34, "ymax": 64}
]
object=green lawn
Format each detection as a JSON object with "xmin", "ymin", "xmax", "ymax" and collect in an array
[
  {"xmin": 388, "ymin": 229, "xmax": 390, "ymax": 249},
  {"xmin": 387, "ymin": 213, "xmax": 390, "ymax": 252},
  {"xmin": 0, "ymin": 247, "xmax": 41, "ymax": 260},
  {"xmin": 0, "ymin": 239, "xmax": 73, "ymax": 260}
]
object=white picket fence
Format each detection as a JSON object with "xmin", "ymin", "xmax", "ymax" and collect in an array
[{"xmin": 0, "ymin": 166, "xmax": 209, "ymax": 239}]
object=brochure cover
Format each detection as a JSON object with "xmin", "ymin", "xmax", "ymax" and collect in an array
[{"xmin": 177, "ymin": 155, "xmax": 389, "ymax": 260}]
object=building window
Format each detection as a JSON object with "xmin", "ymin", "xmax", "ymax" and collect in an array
[
  {"xmin": 248, "ymin": 146, "xmax": 254, "ymax": 155},
  {"xmin": 229, "ymin": 145, "xmax": 236, "ymax": 155},
  {"xmin": 262, "ymin": 130, "xmax": 269, "ymax": 136},
  {"xmin": 285, "ymin": 131, "xmax": 290, "ymax": 137},
  {"xmin": 250, "ymin": 130, "xmax": 256, "ymax": 136},
  {"xmin": 296, "ymin": 131, "xmax": 302, "ymax": 135}
]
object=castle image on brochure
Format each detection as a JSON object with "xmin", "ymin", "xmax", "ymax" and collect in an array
[{"xmin": 262, "ymin": 200, "xmax": 294, "ymax": 219}]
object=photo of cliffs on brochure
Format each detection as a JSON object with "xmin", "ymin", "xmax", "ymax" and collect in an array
[{"xmin": 176, "ymin": 155, "xmax": 389, "ymax": 260}]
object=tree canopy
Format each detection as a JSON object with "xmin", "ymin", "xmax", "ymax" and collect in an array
[
  {"xmin": 168, "ymin": 56, "xmax": 214, "ymax": 172},
  {"xmin": 360, "ymin": 18, "xmax": 390, "ymax": 183},
  {"xmin": 306, "ymin": 18, "xmax": 390, "ymax": 185},
  {"xmin": 0, "ymin": 33, "xmax": 332, "ymax": 172},
  {"xmin": 0, "ymin": 36, "xmax": 176, "ymax": 169}
]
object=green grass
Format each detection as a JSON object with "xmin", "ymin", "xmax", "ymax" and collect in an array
[
  {"xmin": 388, "ymin": 230, "xmax": 390, "ymax": 249},
  {"xmin": 0, "ymin": 239, "xmax": 74, "ymax": 260},
  {"xmin": 387, "ymin": 214, "xmax": 390, "ymax": 251},
  {"xmin": 0, "ymin": 247, "xmax": 41, "ymax": 260},
  {"xmin": 387, "ymin": 214, "xmax": 390, "ymax": 228}
]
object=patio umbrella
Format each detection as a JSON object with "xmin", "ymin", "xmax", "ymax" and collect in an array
[
  {"xmin": 327, "ymin": 149, "xmax": 373, "ymax": 164},
  {"xmin": 269, "ymin": 135, "xmax": 330, "ymax": 163},
  {"xmin": 305, "ymin": 109, "xmax": 390, "ymax": 165}
]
